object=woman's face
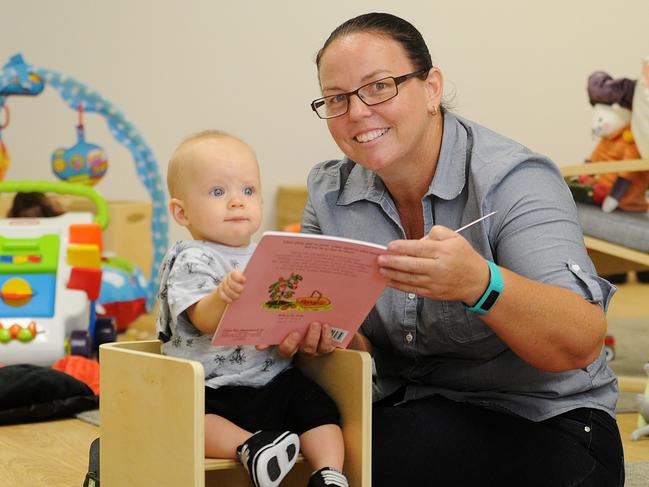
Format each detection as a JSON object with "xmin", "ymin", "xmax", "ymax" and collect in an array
[{"xmin": 318, "ymin": 32, "xmax": 442, "ymax": 174}]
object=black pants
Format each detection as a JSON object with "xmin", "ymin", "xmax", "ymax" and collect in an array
[
  {"xmin": 205, "ymin": 367, "xmax": 340, "ymax": 435},
  {"xmin": 373, "ymin": 394, "xmax": 624, "ymax": 487}
]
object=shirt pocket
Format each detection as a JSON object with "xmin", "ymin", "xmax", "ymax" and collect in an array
[{"xmin": 441, "ymin": 300, "xmax": 496, "ymax": 343}]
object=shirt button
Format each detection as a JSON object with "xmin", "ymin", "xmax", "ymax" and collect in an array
[
  {"xmin": 584, "ymin": 426, "xmax": 591, "ymax": 433},
  {"xmin": 408, "ymin": 293, "xmax": 416, "ymax": 300},
  {"xmin": 571, "ymin": 264, "xmax": 581, "ymax": 272},
  {"xmin": 405, "ymin": 332, "xmax": 414, "ymax": 343}
]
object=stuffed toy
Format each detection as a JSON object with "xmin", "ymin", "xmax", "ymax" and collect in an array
[
  {"xmin": 631, "ymin": 363, "xmax": 649, "ymax": 441},
  {"xmin": 568, "ymin": 71, "xmax": 649, "ymax": 213}
]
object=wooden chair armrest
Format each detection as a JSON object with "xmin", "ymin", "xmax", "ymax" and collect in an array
[
  {"xmin": 295, "ymin": 349, "xmax": 372, "ymax": 487},
  {"xmin": 559, "ymin": 159, "xmax": 649, "ymax": 177},
  {"xmin": 100, "ymin": 340, "xmax": 206, "ymax": 487}
]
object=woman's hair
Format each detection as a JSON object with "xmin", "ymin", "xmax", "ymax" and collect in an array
[
  {"xmin": 7, "ymin": 192, "xmax": 65, "ymax": 218},
  {"xmin": 316, "ymin": 13, "xmax": 433, "ymax": 74}
]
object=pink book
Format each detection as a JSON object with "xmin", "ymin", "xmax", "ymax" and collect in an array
[{"xmin": 212, "ymin": 231, "xmax": 387, "ymax": 348}]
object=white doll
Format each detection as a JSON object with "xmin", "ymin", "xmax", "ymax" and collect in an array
[
  {"xmin": 630, "ymin": 363, "xmax": 649, "ymax": 441},
  {"xmin": 631, "ymin": 57, "xmax": 649, "ymax": 159}
]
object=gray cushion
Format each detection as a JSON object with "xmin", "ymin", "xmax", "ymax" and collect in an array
[{"xmin": 576, "ymin": 203, "xmax": 649, "ymax": 253}]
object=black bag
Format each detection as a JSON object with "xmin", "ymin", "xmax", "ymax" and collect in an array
[
  {"xmin": 83, "ymin": 437, "xmax": 100, "ymax": 487},
  {"xmin": 0, "ymin": 364, "xmax": 97, "ymax": 425}
]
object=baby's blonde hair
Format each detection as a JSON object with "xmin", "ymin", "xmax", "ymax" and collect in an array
[{"xmin": 167, "ymin": 130, "xmax": 250, "ymax": 198}]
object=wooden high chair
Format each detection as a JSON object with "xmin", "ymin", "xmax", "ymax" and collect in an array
[{"xmin": 99, "ymin": 340, "xmax": 372, "ymax": 487}]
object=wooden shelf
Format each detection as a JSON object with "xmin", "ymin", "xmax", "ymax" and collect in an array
[{"xmin": 559, "ymin": 159, "xmax": 649, "ymax": 177}]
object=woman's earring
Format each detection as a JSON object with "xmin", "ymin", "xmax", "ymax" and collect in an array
[{"xmin": 431, "ymin": 106, "xmax": 438, "ymax": 116}]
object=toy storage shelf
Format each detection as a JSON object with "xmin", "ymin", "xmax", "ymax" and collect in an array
[
  {"xmin": 560, "ymin": 159, "xmax": 649, "ymax": 177},
  {"xmin": 558, "ymin": 159, "xmax": 649, "ymax": 274},
  {"xmin": 582, "ymin": 240, "xmax": 649, "ymax": 276}
]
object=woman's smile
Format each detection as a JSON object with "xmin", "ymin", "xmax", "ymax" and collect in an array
[{"xmin": 354, "ymin": 127, "xmax": 390, "ymax": 143}]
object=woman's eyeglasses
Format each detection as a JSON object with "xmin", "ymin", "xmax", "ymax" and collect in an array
[{"xmin": 310, "ymin": 68, "xmax": 430, "ymax": 119}]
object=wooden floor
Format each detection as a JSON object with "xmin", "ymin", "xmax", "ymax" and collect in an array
[
  {"xmin": 0, "ymin": 418, "xmax": 98, "ymax": 486},
  {"xmin": 0, "ymin": 277, "xmax": 648, "ymax": 486}
]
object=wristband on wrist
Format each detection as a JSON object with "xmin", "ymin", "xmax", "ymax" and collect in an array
[{"xmin": 465, "ymin": 260, "xmax": 503, "ymax": 315}]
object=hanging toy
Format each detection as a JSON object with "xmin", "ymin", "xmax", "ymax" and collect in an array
[
  {"xmin": 0, "ymin": 54, "xmax": 44, "ymax": 97},
  {"xmin": 0, "ymin": 105, "xmax": 9, "ymax": 181},
  {"xmin": 51, "ymin": 103, "xmax": 108, "ymax": 185}
]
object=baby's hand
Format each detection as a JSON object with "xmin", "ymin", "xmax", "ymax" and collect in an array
[{"xmin": 217, "ymin": 270, "xmax": 246, "ymax": 303}]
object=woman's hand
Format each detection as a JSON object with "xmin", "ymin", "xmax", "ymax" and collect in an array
[
  {"xmin": 257, "ymin": 322, "xmax": 335, "ymax": 357},
  {"xmin": 377, "ymin": 225, "xmax": 489, "ymax": 305},
  {"xmin": 348, "ymin": 332, "xmax": 373, "ymax": 353}
]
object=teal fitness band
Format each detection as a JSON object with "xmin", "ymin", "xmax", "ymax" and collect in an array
[{"xmin": 465, "ymin": 260, "xmax": 503, "ymax": 315}]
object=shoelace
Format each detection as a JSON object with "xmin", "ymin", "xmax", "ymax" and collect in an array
[{"xmin": 320, "ymin": 469, "xmax": 349, "ymax": 487}]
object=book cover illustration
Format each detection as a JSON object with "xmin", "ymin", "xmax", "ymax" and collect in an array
[
  {"xmin": 264, "ymin": 273, "xmax": 333, "ymax": 312},
  {"xmin": 212, "ymin": 232, "xmax": 387, "ymax": 348}
]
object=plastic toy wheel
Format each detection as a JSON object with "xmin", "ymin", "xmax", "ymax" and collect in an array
[
  {"xmin": 94, "ymin": 317, "xmax": 117, "ymax": 350},
  {"xmin": 69, "ymin": 330, "xmax": 92, "ymax": 358},
  {"xmin": 604, "ymin": 334, "xmax": 615, "ymax": 362}
]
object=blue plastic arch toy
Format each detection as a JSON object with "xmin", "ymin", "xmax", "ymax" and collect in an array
[{"xmin": 0, "ymin": 54, "xmax": 167, "ymax": 310}]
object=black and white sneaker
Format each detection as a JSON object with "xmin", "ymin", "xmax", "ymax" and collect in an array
[
  {"xmin": 237, "ymin": 430, "xmax": 300, "ymax": 487},
  {"xmin": 307, "ymin": 467, "xmax": 349, "ymax": 487}
]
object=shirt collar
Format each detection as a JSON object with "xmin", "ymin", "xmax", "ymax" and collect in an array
[
  {"xmin": 429, "ymin": 110, "xmax": 469, "ymax": 200},
  {"xmin": 337, "ymin": 110, "xmax": 469, "ymax": 206}
]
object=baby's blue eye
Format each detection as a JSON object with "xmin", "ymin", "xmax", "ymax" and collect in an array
[
  {"xmin": 211, "ymin": 187, "xmax": 225, "ymax": 197},
  {"xmin": 243, "ymin": 186, "xmax": 254, "ymax": 196}
]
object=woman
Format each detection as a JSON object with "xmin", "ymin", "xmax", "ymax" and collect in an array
[{"xmin": 280, "ymin": 12, "xmax": 624, "ymax": 486}]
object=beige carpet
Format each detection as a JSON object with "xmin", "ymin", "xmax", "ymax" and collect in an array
[
  {"xmin": 607, "ymin": 317, "xmax": 649, "ymax": 378},
  {"xmin": 625, "ymin": 461, "xmax": 649, "ymax": 487}
]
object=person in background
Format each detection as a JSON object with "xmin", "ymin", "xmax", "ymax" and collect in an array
[{"xmin": 6, "ymin": 191, "xmax": 65, "ymax": 218}]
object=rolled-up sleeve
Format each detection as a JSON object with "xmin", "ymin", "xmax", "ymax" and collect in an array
[{"xmin": 486, "ymin": 158, "xmax": 616, "ymax": 310}]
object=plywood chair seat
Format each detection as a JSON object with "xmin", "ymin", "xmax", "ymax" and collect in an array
[
  {"xmin": 100, "ymin": 340, "xmax": 371, "ymax": 487},
  {"xmin": 203, "ymin": 455, "xmax": 308, "ymax": 472}
]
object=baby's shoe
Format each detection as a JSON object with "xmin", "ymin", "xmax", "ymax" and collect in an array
[
  {"xmin": 237, "ymin": 430, "xmax": 300, "ymax": 487},
  {"xmin": 307, "ymin": 467, "xmax": 349, "ymax": 487}
]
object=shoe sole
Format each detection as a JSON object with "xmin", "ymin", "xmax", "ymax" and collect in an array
[{"xmin": 251, "ymin": 431, "xmax": 300, "ymax": 487}]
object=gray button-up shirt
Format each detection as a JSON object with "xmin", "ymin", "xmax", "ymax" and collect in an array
[{"xmin": 302, "ymin": 111, "xmax": 617, "ymax": 421}]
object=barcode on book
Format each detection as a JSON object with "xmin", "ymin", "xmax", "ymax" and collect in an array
[{"xmin": 330, "ymin": 327, "xmax": 348, "ymax": 343}]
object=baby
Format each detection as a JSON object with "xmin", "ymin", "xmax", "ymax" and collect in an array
[{"xmin": 156, "ymin": 130, "xmax": 349, "ymax": 487}]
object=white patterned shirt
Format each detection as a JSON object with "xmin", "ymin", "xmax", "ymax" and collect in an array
[{"xmin": 156, "ymin": 240, "xmax": 291, "ymax": 389}]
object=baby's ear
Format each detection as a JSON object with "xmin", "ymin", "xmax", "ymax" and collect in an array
[{"xmin": 169, "ymin": 198, "xmax": 189, "ymax": 227}]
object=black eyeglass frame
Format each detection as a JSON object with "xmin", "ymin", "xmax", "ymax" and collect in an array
[{"xmin": 310, "ymin": 67, "xmax": 431, "ymax": 119}]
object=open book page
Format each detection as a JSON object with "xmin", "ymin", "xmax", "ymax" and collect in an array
[{"xmin": 212, "ymin": 231, "xmax": 387, "ymax": 348}]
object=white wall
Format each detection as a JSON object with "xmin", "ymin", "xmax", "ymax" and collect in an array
[{"xmin": 2, "ymin": 0, "xmax": 648, "ymax": 244}]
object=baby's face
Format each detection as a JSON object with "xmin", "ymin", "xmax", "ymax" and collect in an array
[{"xmin": 179, "ymin": 138, "xmax": 262, "ymax": 247}]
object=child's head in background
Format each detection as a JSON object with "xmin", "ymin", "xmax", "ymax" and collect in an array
[
  {"xmin": 7, "ymin": 192, "xmax": 65, "ymax": 218},
  {"xmin": 167, "ymin": 130, "xmax": 262, "ymax": 247}
]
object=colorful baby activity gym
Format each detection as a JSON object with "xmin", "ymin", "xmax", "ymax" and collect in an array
[{"xmin": 0, "ymin": 53, "xmax": 168, "ymax": 367}]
